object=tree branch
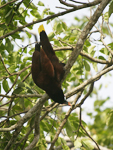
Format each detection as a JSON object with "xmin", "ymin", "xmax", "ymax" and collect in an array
[
  {"xmin": 66, "ymin": 64, "xmax": 113, "ymax": 99},
  {"xmin": 0, "ymin": 0, "xmax": 18, "ymax": 9},
  {"xmin": 54, "ymin": 47, "xmax": 110, "ymax": 64},
  {"xmin": 0, "ymin": 54, "xmax": 11, "ymax": 75}
]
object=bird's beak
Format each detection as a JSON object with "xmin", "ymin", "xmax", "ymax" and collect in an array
[
  {"xmin": 64, "ymin": 101, "xmax": 71, "ymax": 106},
  {"xmin": 67, "ymin": 102, "xmax": 71, "ymax": 106}
]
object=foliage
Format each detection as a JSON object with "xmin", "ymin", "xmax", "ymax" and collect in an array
[{"xmin": 0, "ymin": 0, "xmax": 113, "ymax": 150}]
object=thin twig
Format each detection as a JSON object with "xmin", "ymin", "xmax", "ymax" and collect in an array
[
  {"xmin": 81, "ymin": 124, "xmax": 100, "ymax": 150},
  {"xmin": 0, "ymin": 54, "xmax": 11, "ymax": 75},
  {"xmin": 0, "ymin": 0, "xmax": 18, "ymax": 9}
]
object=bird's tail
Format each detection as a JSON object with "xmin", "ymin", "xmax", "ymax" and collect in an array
[{"xmin": 38, "ymin": 24, "xmax": 55, "ymax": 55}]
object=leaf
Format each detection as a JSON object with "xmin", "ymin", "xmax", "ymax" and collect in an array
[
  {"xmin": 84, "ymin": 60, "xmax": 90, "ymax": 71},
  {"xmin": 48, "ymin": 32, "xmax": 55, "ymax": 41},
  {"xmin": 88, "ymin": 45, "xmax": 95, "ymax": 54},
  {"xmin": 81, "ymin": 139, "xmax": 94, "ymax": 150},
  {"xmin": 92, "ymin": 62, "xmax": 98, "ymax": 72},
  {"xmin": 104, "ymin": 12, "xmax": 109, "ymax": 23},
  {"xmin": 65, "ymin": 120, "xmax": 74, "ymax": 140},
  {"xmin": 62, "ymin": 22, "xmax": 67, "ymax": 31},
  {"xmin": 0, "ymin": 83, "xmax": 1, "ymax": 93},
  {"xmin": 19, "ymin": 98, "xmax": 25, "ymax": 110},
  {"xmin": 107, "ymin": 110, "xmax": 113, "ymax": 127},
  {"xmin": 56, "ymin": 23, "xmax": 62, "ymax": 34},
  {"xmin": 13, "ymin": 87, "xmax": 23, "ymax": 94},
  {"xmin": 5, "ymin": 38, "xmax": 13, "ymax": 52},
  {"xmin": 30, "ymin": 10, "xmax": 42, "ymax": 19},
  {"xmin": 74, "ymin": 138, "xmax": 82, "ymax": 149},
  {"xmin": 18, "ymin": 82, "xmax": 25, "ymax": 88},
  {"xmin": 109, "ymin": 1, "xmax": 113, "ymax": 17},
  {"xmin": 38, "ymin": 1, "xmax": 45, "ymax": 6},
  {"xmin": 98, "ymin": 56, "xmax": 106, "ymax": 60},
  {"xmin": 2, "ymin": 79, "xmax": 9, "ymax": 92},
  {"xmin": 99, "ymin": 84, "xmax": 102, "ymax": 90},
  {"xmin": 104, "ymin": 47, "xmax": 108, "ymax": 55},
  {"xmin": 5, "ymin": 9, "xmax": 12, "ymax": 18}
]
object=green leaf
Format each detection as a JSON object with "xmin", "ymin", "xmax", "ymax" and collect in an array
[
  {"xmin": 5, "ymin": 9, "xmax": 12, "ymax": 18},
  {"xmin": 92, "ymin": 62, "xmax": 98, "ymax": 72},
  {"xmin": 81, "ymin": 139, "xmax": 94, "ymax": 150},
  {"xmin": 13, "ymin": 87, "xmax": 23, "ymax": 94},
  {"xmin": 62, "ymin": 22, "xmax": 67, "ymax": 31},
  {"xmin": 107, "ymin": 110, "xmax": 113, "ymax": 127},
  {"xmin": 19, "ymin": 98, "xmax": 25, "ymax": 110},
  {"xmin": 84, "ymin": 60, "xmax": 90, "ymax": 71},
  {"xmin": 65, "ymin": 120, "xmax": 74, "ymax": 140},
  {"xmin": 48, "ymin": 32, "xmax": 55, "ymax": 41},
  {"xmin": 56, "ymin": 23, "xmax": 62, "ymax": 34},
  {"xmin": 30, "ymin": 10, "xmax": 42, "ymax": 19},
  {"xmin": 0, "ymin": 83, "xmax": 1, "ymax": 93},
  {"xmin": 98, "ymin": 56, "xmax": 106, "ymax": 60},
  {"xmin": 104, "ymin": 12, "xmax": 109, "ymax": 23},
  {"xmin": 74, "ymin": 138, "xmax": 82, "ymax": 149},
  {"xmin": 109, "ymin": 1, "xmax": 113, "ymax": 17},
  {"xmin": 88, "ymin": 45, "xmax": 95, "ymax": 54},
  {"xmin": 18, "ymin": 82, "xmax": 25, "ymax": 88},
  {"xmin": 38, "ymin": 1, "xmax": 45, "ymax": 6},
  {"xmin": 2, "ymin": 79, "xmax": 9, "ymax": 92},
  {"xmin": 99, "ymin": 84, "xmax": 102, "ymax": 90},
  {"xmin": 5, "ymin": 38, "xmax": 13, "ymax": 52}
]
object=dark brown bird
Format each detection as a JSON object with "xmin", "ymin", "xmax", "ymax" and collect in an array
[{"xmin": 31, "ymin": 25, "xmax": 71, "ymax": 106}]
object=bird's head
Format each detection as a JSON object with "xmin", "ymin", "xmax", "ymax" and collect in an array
[{"xmin": 49, "ymin": 89, "xmax": 71, "ymax": 106}]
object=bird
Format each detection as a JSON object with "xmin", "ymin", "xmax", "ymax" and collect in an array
[{"xmin": 31, "ymin": 25, "xmax": 71, "ymax": 106}]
